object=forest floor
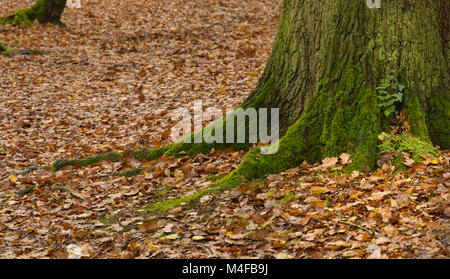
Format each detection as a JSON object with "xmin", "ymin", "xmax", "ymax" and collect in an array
[{"xmin": 0, "ymin": 0, "xmax": 448, "ymax": 259}]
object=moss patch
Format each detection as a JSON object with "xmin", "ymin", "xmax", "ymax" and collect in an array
[
  {"xmin": 0, "ymin": 9, "xmax": 34, "ymax": 26},
  {"xmin": 0, "ymin": 43, "xmax": 15, "ymax": 56},
  {"xmin": 378, "ymin": 132, "xmax": 439, "ymax": 162},
  {"xmin": 51, "ymin": 151, "xmax": 122, "ymax": 171}
]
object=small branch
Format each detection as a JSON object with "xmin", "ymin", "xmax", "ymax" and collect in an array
[
  {"xmin": 155, "ymin": 216, "xmax": 191, "ymax": 227},
  {"xmin": 338, "ymin": 220, "xmax": 374, "ymax": 235},
  {"xmin": 51, "ymin": 185, "xmax": 72, "ymax": 199},
  {"xmin": 16, "ymin": 186, "xmax": 35, "ymax": 195},
  {"xmin": 194, "ymin": 243, "xmax": 214, "ymax": 255}
]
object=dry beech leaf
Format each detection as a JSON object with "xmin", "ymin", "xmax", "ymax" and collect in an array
[
  {"xmin": 339, "ymin": 153, "xmax": 351, "ymax": 165},
  {"xmin": 139, "ymin": 221, "xmax": 160, "ymax": 232}
]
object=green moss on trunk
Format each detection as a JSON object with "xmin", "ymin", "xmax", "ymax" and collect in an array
[
  {"xmin": 1, "ymin": 0, "xmax": 67, "ymax": 26},
  {"xmin": 0, "ymin": 43, "xmax": 15, "ymax": 56},
  {"xmin": 149, "ymin": 0, "xmax": 449, "ymax": 213}
]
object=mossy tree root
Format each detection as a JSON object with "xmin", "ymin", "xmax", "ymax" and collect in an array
[
  {"xmin": 150, "ymin": 134, "xmax": 300, "ymax": 212},
  {"xmin": 0, "ymin": 9, "xmax": 34, "ymax": 26},
  {"xmin": 0, "ymin": 43, "xmax": 15, "ymax": 56},
  {"xmin": 0, "ymin": 0, "xmax": 67, "ymax": 26},
  {"xmin": 150, "ymin": 63, "xmax": 390, "ymax": 213},
  {"xmin": 9, "ymin": 124, "xmax": 251, "ymax": 178}
]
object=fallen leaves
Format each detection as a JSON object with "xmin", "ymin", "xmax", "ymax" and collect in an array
[
  {"xmin": 0, "ymin": 0, "xmax": 448, "ymax": 260},
  {"xmin": 310, "ymin": 186, "xmax": 328, "ymax": 196},
  {"xmin": 370, "ymin": 191, "xmax": 391, "ymax": 201},
  {"xmin": 160, "ymin": 233, "xmax": 179, "ymax": 241},
  {"xmin": 10, "ymin": 175, "xmax": 17, "ymax": 183},
  {"xmin": 139, "ymin": 221, "xmax": 160, "ymax": 232}
]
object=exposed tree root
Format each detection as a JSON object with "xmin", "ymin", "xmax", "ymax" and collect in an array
[
  {"xmin": 0, "ymin": 43, "xmax": 15, "ymax": 56},
  {"xmin": 7, "ymin": 130, "xmax": 250, "ymax": 180},
  {"xmin": 0, "ymin": 44, "xmax": 45, "ymax": 57},
  {"xmin": 150, "ymin": 142, "xmax": 297, "ymax": 212},
  {"xmin": 50, "ymin": 151, "xmax": 122, "ymax": 171},
  {"xmin": 50, "ymin": 185, "xmax": 72, "ymax": 198},
  {"xmin": 17, "ymin": 49, "xmax": 45, "ymax": 55},
  {"xmin": 16, "ymin": 186, "xmax": 36, "ymax": 196},
  {"xmin": 4, "ymin": 151, "xmax": 123, "ymax": 180},
  {"xmin": 7, "ymin": 109, "xmax": 258, "ymax": 180},
  {"xmin": 99, "ymin": 167, "xmax": 148, "ymax": 179},
  {"xmin": 0, "ymin": 9, "xmax": 35, "ymax": 26},
  {"xmin": 16, "ymin": 184, "xmax": 71, "ymax": 198}
]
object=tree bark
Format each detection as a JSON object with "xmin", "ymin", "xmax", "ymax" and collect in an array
[
  {"xmin": 0, "ymin": 0, "xmax": 67, "ymax": 26},
  {"xmin": 239, "ymin": 0, "xmax": 449, "ymax": 171},
  {"xmin": 151, "ymin": 0, "xmax": 450, "ymax": 212},
  {"xmin": 160, "ymin": 0, "xmax": 448, "ymax": 172},
  {"xmin": 148, "ymin": 0, "xmax": 448, "ymax": 179}
]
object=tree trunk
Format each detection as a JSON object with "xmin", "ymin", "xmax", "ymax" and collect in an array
[
  {"xmin": 150, "ymin": 0, "xmax": 448, "ymax": 173},
  {"xmin": 151, "ymin": 0, "xmax": 449, "ymax": 211},
  {"xmin": 239, "ymin": 0, "xmax": 449, "ymax": 170},
  {"xmin": 1, "ymin": 0, "xmax": 67, "ymax": 26}
]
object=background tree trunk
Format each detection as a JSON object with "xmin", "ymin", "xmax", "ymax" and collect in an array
[{"xmin": 1, "ymin": 0, "xmax": 67, "ymax": 26}]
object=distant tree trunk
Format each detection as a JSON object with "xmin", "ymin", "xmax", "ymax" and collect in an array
[
  {"xmin": 0, "ymin": 0, "xmax": 67, "ymax": 26},
  {"xmin": 0, "ymin": 43, "xmax": 11, "ymax": 56}
]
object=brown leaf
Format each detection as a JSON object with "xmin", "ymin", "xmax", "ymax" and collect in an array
[
  {"xmin": 370, "ymin": 191, "xmax": 391, "ymax": 201},
  {"xmin": 174, "ymin": 169, "xmax": 185, "ymax": 182},
  {"xmin": 320, "ymin": 157, "xmax": 339, "ymax": 169},
  {"xmin": 139, "ymin": 220, "xmax": 160, "ymax": 232},
  {"xmin": 311, "ymin": 186, "xmax": 328, "ymax": 196},
  {"xmin": 339, "ymin": 153, "xmax": 351, "ymax": 165}
]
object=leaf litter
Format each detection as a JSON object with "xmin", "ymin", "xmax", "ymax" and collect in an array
[{"xmin": 0, "ymin": 0, "xmax": 448, "ymax": 259}]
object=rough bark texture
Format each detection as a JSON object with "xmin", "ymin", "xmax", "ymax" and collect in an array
[
  {"xmin": 152, "ymin": 0, "xmax": 448, "ymax": 172},
  {"xmin": 241, "ymin": 0, "xmax": 449, "ymax": 169},
  {"xmin": 0, "ymin": 0, "xmax": 67, "ymax": 26},
  {"xmin": 152, "ymin": 0, "xmax": 450, "ymax": 211}
]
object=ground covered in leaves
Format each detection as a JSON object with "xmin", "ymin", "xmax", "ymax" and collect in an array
[{"xmin": 0, "ymin": 0, "xmax": 448, "ymax": 259}]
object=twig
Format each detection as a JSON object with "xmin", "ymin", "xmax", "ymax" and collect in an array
[
  {"xmin": 156, "ymin": 216, "xmax": 191, "ymax": 227},
  {"xmin": 194, "ymin": 243, "xmax": 214, "ymax": 255},
  {"xmin": 338, "ymin": 220, "xmax": 374, "ymax": 235},
  {"xmin": 51, "ymin": 185, "xmax": 72, "ymax": 199},
  {"xmin": 16, "ymin": 186, "xmax": 35, "ymax": 195}
]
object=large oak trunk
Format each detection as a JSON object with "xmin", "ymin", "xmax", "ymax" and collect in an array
[
  {"xmin": 150, "ymin": 0, "xmax": 449, "ymax": 180},
  {"xmin": 150, "ymin": 1, "xmax": 450, "ymax": 209},
  {"xmin": 239, "ymin": 0, "xmax": 449, "ymax": 172}
]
